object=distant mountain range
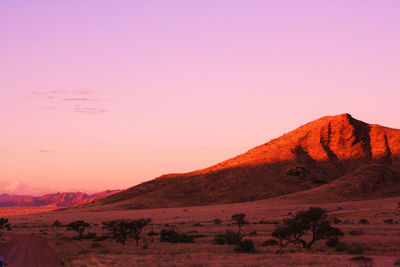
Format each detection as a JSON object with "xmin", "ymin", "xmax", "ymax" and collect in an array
[
  {"xmin": 84, "ymin": 113, "xmax": 400, "ymax": 210},
  {"xmin": 0, "ymin": 190, "xmax": 121, "ymax": 207}
]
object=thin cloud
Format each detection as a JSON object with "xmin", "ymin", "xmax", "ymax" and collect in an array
[
  {"xmin": 32, "ymin": 90, "xmax": 108, "ymax": 114},
  {"xmin": 73, "ymin": 107, "xmax": 107, "ymax": 114},
  {"xmin": 63, "ymin": 98, "xmax": 97, "ymax": 102},
  {"xmin": 38, "ymin": 149, "xmax": 52, "ymax": 153}
]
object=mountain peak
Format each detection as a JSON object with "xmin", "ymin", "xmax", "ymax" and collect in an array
[{"xmin": 94, "ymin": 115, "xmax": 400, "ymax": 210}]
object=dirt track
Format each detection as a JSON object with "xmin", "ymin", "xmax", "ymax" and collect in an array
[{"xmin": 0, "ymin": 235, "xmax": 61, "ymax": 267}]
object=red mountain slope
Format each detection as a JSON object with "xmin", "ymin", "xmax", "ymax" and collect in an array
[{"xmin": 87, "ymin": 114, "xmax": 400, "ymax": 210}]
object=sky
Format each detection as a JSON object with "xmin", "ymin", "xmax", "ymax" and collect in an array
[{"xmin": 1, "ymin": 1, "xmax": 399, "ymax": 194}]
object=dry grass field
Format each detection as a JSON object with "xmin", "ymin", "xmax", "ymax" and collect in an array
[{"xmin": 2, "ymin": 196, "xmax": 400, "ymax": 266}]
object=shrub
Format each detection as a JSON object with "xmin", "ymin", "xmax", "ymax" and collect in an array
[
  {"xmin": 213, "ymin": 234, "xmax": 227, "ymax": 245},
  {"xmin": 214, "ymin": 219, "xmax": 222, "ymax": 225},
  {"xmin": 326, "ymin": 237, "xmax": 339, "ymax": 248},
  {"xmin": 225, "ymin": 230, "xmax": 242, "ymax": 245},
  {"xmin": 94, "ymin": 235, "xmax": 108, "ymax": 241},
  {"xmin": 85, "ymin": 232, "xmax": 97, "ymax": 239},
  {"xmin": 91, "ymin": 242, "xmax": 103, "ymax": 248},
  {"xmin": 249, "ymin": 230, "xmax": 257, "ymax": 236},
  {"xmin": 384, "ymin": 219, "xmax": 394, "ymax": 224},
  {"xmin": 212, "ymin": 230, "xmax": 242, "ymax": 245},
  {"xmin": 261, "ymin": 239, "xmax": 279, "ymax": 246},
  {"xmin": 159, "ymin": 229, "xmax": 194, "ymax": 243},
  {"xmin": 52, "ymin": 220, "xmax": 62, "ymax": 227},
  {"xmin": 349, "ymin": 230, "xmax": 365, "ymax": 236},
  {"xmin": 359, "ymin": 219, "xmax": 369, "ymax": 225},
  {"xmin": 335, "ymin": 242, "xmax": 369, "ymax": 254},
  {"xmin": 147, "ymin": 231, "xmax": 159, "ymax": 236},
  {"xmin": 234, "ymin": 239, "xmax": 256, "ymax": 253},
  {"xmin": 350, "ymin": 256, "xmax": 372, "ymax": 262}
]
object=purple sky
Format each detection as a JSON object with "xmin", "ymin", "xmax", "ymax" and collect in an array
[{"xmin": 1, "ymin": 1, "xmax": 400, "ymax": 194}]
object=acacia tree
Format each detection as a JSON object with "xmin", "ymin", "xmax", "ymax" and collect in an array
[
  {"xmin": 102, "ymin": 219, "xmax": 133, "ymax": 244},
  {"xmin": 131, "ymin": 218, "xmax": 152, "ymax": 246},
  {"xmin": 68, "ymin": 220, "xmax": 90, "ymax": 239},
  {"xmin": 272, "ymin": 207, "xmax": 343, "ymax": 249},
  {"xmin": 0, "ymin": 218, "xmax": 11, "ymax": 237},
  {"xmin": 231, "ymin": 214, "xmax": 248, "ymax": 235},
  {"xmin": 103, "ymin": 218, "xmax": 152, "ymax": 246}
]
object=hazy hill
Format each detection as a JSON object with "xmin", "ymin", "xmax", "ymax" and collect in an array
[
  {"xmin": 0, "ymin": 190, "xmax": 121, "ymax": 207},
  {"xmin": 87, "ymin": 114, "xmax": 400, "ymax": 210}
]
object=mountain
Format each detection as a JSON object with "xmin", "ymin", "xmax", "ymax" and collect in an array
[
  {"xmin": 0, "ymin": 180, "xmax": 56, "ymax": 196},
  {"xmin": 0, "ymin": 190, "xmax": 121, "ymax": 207},
  {"xmin": 85, "ymin": 113, "xmax": 400, "ymax": 210}
]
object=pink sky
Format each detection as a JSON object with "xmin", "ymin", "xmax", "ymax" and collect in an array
[{"xmin": 1, "ymin": 1, "xmax": 400, "ymax": 194}]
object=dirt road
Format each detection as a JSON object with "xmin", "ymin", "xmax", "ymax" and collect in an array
[{"xmin": 0, "ymin": 235, "xmax": 61, "ymax": 267}]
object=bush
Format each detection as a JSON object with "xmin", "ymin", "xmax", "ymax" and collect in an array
[
  {"xmin": 94, "ymin": 235, "xmax": 108, "ymax": 241},
  {"xmin": 326, "ymin": 237, "xmax": 340, "ymax": 248},
  {"xmin": 147, "ymin": 231, "xmax": 159, "ymax": 236},
  {"xmin": 335, "ymin": 242, "xmax": 369, "ymax": 254},
  {"xmin": 261, "ymin": 239, "xmax": 278, "ymax": 246},
  {"xmin": 214, "ymin": 219, "xmax": 222, "ymax": 225},
  {"xmin": 249, "ymin": 230, "xmax": 257, "ymax": 236},
  {"xmin": 350, "ymin": 256, "xmax": 372, "ymax": 263},
  {"xmin": 349, "ymin": 230, "xmax": 365, "ymax": 236},
  {"xmin": 384, "ymin": 219, "xmax": 394, "ymax": 224},
  {"xmin": 234, "ymin": 239, "xmax": 256, "ymax": 253},
  {"xmin": 225, "ymin": 230, "xmax": 242, "ymax": 245},
  {"xmin": 213, "ymin": 234, "xmax": 227, "ymax": 245},
  {"xmin": 91, "ymin": 242, "xmax": 103, "ymax": 248},
  {"xmin": 85, "ymin": 232, "xmax": 97, "ymax": 239},
  {"xmin": 212, "ymin": 230, "xmax": 242, "ymax": 245},
  {"xmin": 160, "ymin": 229, "xmax": 194, "ymax": 243},
  {"xmin": 359, "ymin": 219, "xmax": 369, "ymax": 224}
]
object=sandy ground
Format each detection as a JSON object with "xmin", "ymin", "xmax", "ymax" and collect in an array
[
  {"xmin": 0, "ymin": 234, "xmax": 61, "ymax": 267},
  {"xmin": 1, "ymin": 196, "xmax": 400, "ymax": 266}
]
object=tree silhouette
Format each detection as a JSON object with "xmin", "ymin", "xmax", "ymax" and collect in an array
[
  {"xmin": 67, "ymin": 220, "xmax": 90, "ymax": 239},
  {"xmin": 272, "ymin": 207, "xmax": 343, "ymax": 249},
  {"xmin": 103, "ymin": 218, "xmax": 152, "ymax": 246},
  {"xmin": 102, "ymin": 219, "xmax": 133, "ymax": 244},
  {"xmin": 131, "ymin": 218, "xmax": 151, "ymax": 246},
  {"xmin": 0, "ymin": 218, "xmax": 11, "ymax": 237},
  {"xmin": 231, "ymin": 214, "xmax": 248, "ymax": 235}
]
